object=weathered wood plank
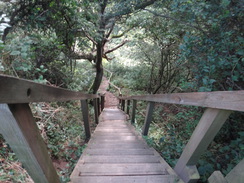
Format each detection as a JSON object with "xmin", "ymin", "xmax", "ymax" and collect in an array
[
  {"xmin": 88, "ymin": 142, "xmax": 147, "ymax": 149},
  {"xmin": 85, "ymin": 148, "xmax": 154, "ymax": 155},
  {"xmin": 142, "ymin": 102, "xmax": 155, "ymax": 136},
  {"xmin": 81, "ymin": 100, "xmax": 91, "ymax": 140},
  {"xmin": 0, "ymin": 104, "xmax": 59, "ymax": 183},
  {"xmin": 71, "ymin": 175, "xmax": 177, "ymax": 183},
  {"xmin": 125, "ymin": 90, "xmax": 244, "ymax": 112},
  {"xmin": 126, "ymin": 100, "xmax": 131, "ymax": 115},
  {"xmin": 91, "ymin": 136, "xmax": 138, "ymax": 141},
  {"xmin": 131, "ymin": 100, "xmax": 137, "ymax": 124},
  {"xmin": 101, "ymin": 95, "xmax": 105, "ymax": 111},
  {"xmin": 76, "ymin": 163, "xmax": 168, "ymax": 176},
  {"xmin": 174, "ymin": 108, "xmax": 232, "ymax": 183},
  {"xmin": 0, "ymin": 74, "xmax": 97, "ymax": 103},
  {"xmin": 225, "ymin": 159, "xmax": 244, "ymax": 183},
  {"xmin": 93, "ymin": 98, "xmax": 99, "ymax": 124},
  {"xmin": 208, "ymin": 171, "xmax": 228, "ymax": 183},
  {"xmin": 82, "ymin": 155, "xmax": 160, "ymax": 163}
]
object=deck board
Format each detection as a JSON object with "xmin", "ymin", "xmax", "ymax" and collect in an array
[{"xmin": 70, "ymin": 108, "xmax": 181, "ymax": 183}]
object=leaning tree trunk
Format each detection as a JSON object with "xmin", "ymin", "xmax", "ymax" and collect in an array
[{"xmin": 90, "ymin": 42, "xmax": 104, "ymax": 94}]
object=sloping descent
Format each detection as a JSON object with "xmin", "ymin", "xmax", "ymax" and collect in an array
[{"xmin": 70, "ymin": 108, "xmax": 182, "ymax": 183}]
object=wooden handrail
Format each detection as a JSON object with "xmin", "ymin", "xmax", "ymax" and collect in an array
[
  {"xmin": 0, "ymin": 74, "xmax": 104, "ymax": 183},
  {"xmin": 0, "ymin": 74, "xmax": 98, "ymax": 103},
  {"xmin": 120, "ymin": 91, "xmax": 244, "ymax": 112},
  {"xmin": 120, "ymin": 90, "xmax": 244, "ymax": 183}
]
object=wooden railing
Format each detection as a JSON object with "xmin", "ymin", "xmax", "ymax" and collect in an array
[
  {"xmin": 0, "ymin": 74, "xmax": 104, "ymax": 183},
  {"xmin": 119, "ymin": 91, "xmax": 244, "ymax": 183}
]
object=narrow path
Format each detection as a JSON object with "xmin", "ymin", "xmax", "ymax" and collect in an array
[
  {"xmin": 98, "ymin": 77, "xmax": 119, "ymax": 108},
  {"xmin": 70, "ymin": 77, "xmax": 181, "ymax": 182}
]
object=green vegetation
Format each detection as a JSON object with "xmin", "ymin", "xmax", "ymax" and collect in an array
[{"xmin": 0, "ymin": 0, "xmax": 243, "ymax": 182}]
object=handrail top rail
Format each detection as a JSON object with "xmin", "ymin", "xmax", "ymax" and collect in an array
[
  {"xmin": 119, "ymin": 90, "xmax": 244, "ymax": 112},
  {"xmin": 0, "ymin": 74, "xmax": 98, "ymax": 104}
]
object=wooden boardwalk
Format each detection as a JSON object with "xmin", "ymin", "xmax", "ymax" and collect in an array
[{"xmin": 70, "ymin": 108, "xmax": 181, "ymax": 183}]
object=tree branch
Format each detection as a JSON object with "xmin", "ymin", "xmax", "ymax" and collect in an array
[
  {"xmin": 104, "ymin": 40, "xmax": 129, "ymax": 55},
  {"xmin": 144, "ymin": 9, "xmax": 206, "ymax": 33}
]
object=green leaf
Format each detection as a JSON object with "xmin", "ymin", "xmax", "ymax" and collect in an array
[{"xmin": 10, "ymin": 51, "xmax": 21, "ymax": 56}]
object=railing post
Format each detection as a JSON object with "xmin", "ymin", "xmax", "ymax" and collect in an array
[
  {"xmin": 121, "ymin": 99, "xmax": 125, "ymax": 111},
  {"xmin": 97, "ymin": 97, "xmax": 101, "ymax": 116},
  {"xmin": 142, "ymin": 102, "xmax": 155, "ymax": 136},
  {"xmin": 101, "ymin": 95, "xmax": 105, "ymax": 111},
  {"xmin": 81, "ymin": 100, "xmax": 91, "ymax": 140},
  {"xmin": 131, "ymin": 100, "xmax": 137, "ymax": 124},
  {"xmin": 126, "ymin": 100, "xmax": 130, "ymax": 115},
  {"xmin": 0, "ymin": 104, "xmax": 60, "ymax": 183},
  {"xmin": 174, "ymin": 108, "xmax": 232, "ymax": 183},
  {"xmin": 93, "ymin": 98, "xmax": 99, "ymax": 124}
]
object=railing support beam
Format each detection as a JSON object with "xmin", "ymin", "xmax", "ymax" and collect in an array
[
  {"xmin": 142, "ymin": 102, "xmax": 155, "ymax": 136},
  {"xmin": 93, "ymin": 98, "xmax": 99, "ymax": 124},
  {"xmin": 81, "ymin": 100, "xmax": 91, "ymax": 140},
  {"xmin": 131, "ymin": 100, "xmax": 137, "ymax": 124},
  {"xmin": 0, "ymin": 104, "xmax": 60, "ymax": 183},
  {"xmin": 121, "ymin": 99, "xmax": 125, "ymax": 111},
  {"xmin": 126, "ymin": 100, "xmax": 131, "ymax": 115},
  {"xmin": 174, "ymin": 108, "xmax": 232, "ymax": 183}
]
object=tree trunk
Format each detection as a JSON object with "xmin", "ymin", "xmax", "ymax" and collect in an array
[{"xmin": 90, "ymin": 42, "xmax": 104, "ymax": 94}]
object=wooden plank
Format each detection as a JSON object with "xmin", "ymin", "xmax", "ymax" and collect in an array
[
  {"xmin": 91, "ymin": 136, "xmax": 138, "ymax": 141},
  {"xmin": 0, "ymin": 104, "xmax": 59, "ymax": 183},
  {"xmin": 88, "ymin": 142, "xmax": 147, "ymax": 149},
  {"xmin": 85, "ymin": 148, "xmax": 154, "ymax": 155},
  {"xmin": 208, "ymin": 171, "xmax": 228, "ymax": 183},
  {"xmin": 125, "ymin": 91, "xmax": 244, "ymax": 112},
  {"xmin": 121, "ymin": 99, "xmax": 125, "ymax": 111},
  {"xmin": 142, "ymin": 102, "xmax": 155, "ymax": 136},
  {"xmin": 82, "ymin": 155, "xmax": 160, "ymax": 163},
  {"xmin": 93, "ymin": 98, "xmax": 99, "ymax": 124},
  {"xmin": 93, "ymin": 132, "xmax": 135, "ymax": 136},
  {"xmin": 96, "ymin": 98, "xmax": 101, "ymax": 116},
  {"xmin": 131, "ymin": 100, "xmax": 137, "ymax": 124},
  {"xmin": 76, "ymin": 163, "xmax": 168, "ymax": 176},
  {"xmin": 174, "ymin": 108, "xmax": 232, "ymax": 183},
  {"xmin": 126, "ymin": 100, "xmax": 131, "ymax": 115},
  {"xmin": 81, "ymin": 100, "xmax": 91, "ymax": 140},
  {"xmin": 225, "ymin": 159, "xmax": 244, "ymax": 183},
  {"xmin": 0, "ymin": 74, "xmax": 97, "ymax": 103},
  {"xmin": 71, "ymin": 175, "xmax": 177, "ymax": 183},
  {"xmin": 101, "ymin": 95, "xmax": 105, "ymax": 111}
]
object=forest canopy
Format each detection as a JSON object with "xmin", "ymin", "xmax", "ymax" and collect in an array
[
  {"xmin": 0, "ymin": 0, "xmax": 243, "ymax": 93},
  {"xmin": 0, "ymin": 0, "xmax": 243, "ymax": 182}
]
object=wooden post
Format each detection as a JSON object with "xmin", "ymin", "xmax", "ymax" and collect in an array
[
  {"xmin": 101, "ymin": 95, "xmax": 105, "ymax": 111},
  {"xmin": 142, "ymin": 102, "xmax": 155, "ymax": 136},
  {"xmin": 126, "ymin": 100, "xmax": 130, "ymax": 115},
  {"xmin": 93, "ymin": 98, "xmax": 99, "ymax": 124},
  {"xmin": 225, "ymin": 158, "xmax": 244, "ymax": 183},
  {"xmin": 81, "ymin": 100, "xmax": 91, "ymax": 140},
  {"xmin": 131, "ymin": 100, "xmax": 137, "ymax": 124},
  {"xmin": 0, "ymin": 104, "xmax": 60, "ymax": 183},
  {"xmin": 121, "ymin": 100, "xmax": 125, "ymax": 111},
  {"xmin": 174, "ymin": 108, "xmax": 232, "ymax": 183},
  {"xmin": 97, "ymin": 97, "xmax": 101, "ymax": 116}
]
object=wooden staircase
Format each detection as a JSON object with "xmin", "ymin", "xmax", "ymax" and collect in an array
[{"xmin": 70, "ymin": 108, "xmax": 181, "ymax": 183}]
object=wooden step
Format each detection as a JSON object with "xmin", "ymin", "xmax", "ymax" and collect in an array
[
  {"xmin": 74, "ymin": 163, "xmax": 168, "ymax": 176},
  {"xmin": 82, "ymin": 155, "xmax": 161, "ymax": 163},
  {"xmin": 71, "ymin": 175, "xmax": 177, "ymax": 183},
  {"xmin": 70, "ymin": 108, "xmax": 181, "ymax": 183},
  {"xmin": 85, "ymin": 148, "xmax": 154, "ymax": 155}
]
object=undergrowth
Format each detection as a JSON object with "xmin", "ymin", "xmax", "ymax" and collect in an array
[
  {"xmin": 133, "ymin": 102, "xmax": 244, "ymax": 182},
  {"xmin": 0, "ymin": 100, "xmax": 95, "ymax": 182}
]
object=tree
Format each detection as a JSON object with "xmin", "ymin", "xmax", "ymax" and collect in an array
[{"xmin": 1, "ymin": 0, "xmax": 158, "ymax": 93}]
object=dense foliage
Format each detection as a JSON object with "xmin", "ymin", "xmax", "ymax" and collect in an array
[{"xmin": 0, "ymin": 0, "xmax": 243, "ymax": 182}]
